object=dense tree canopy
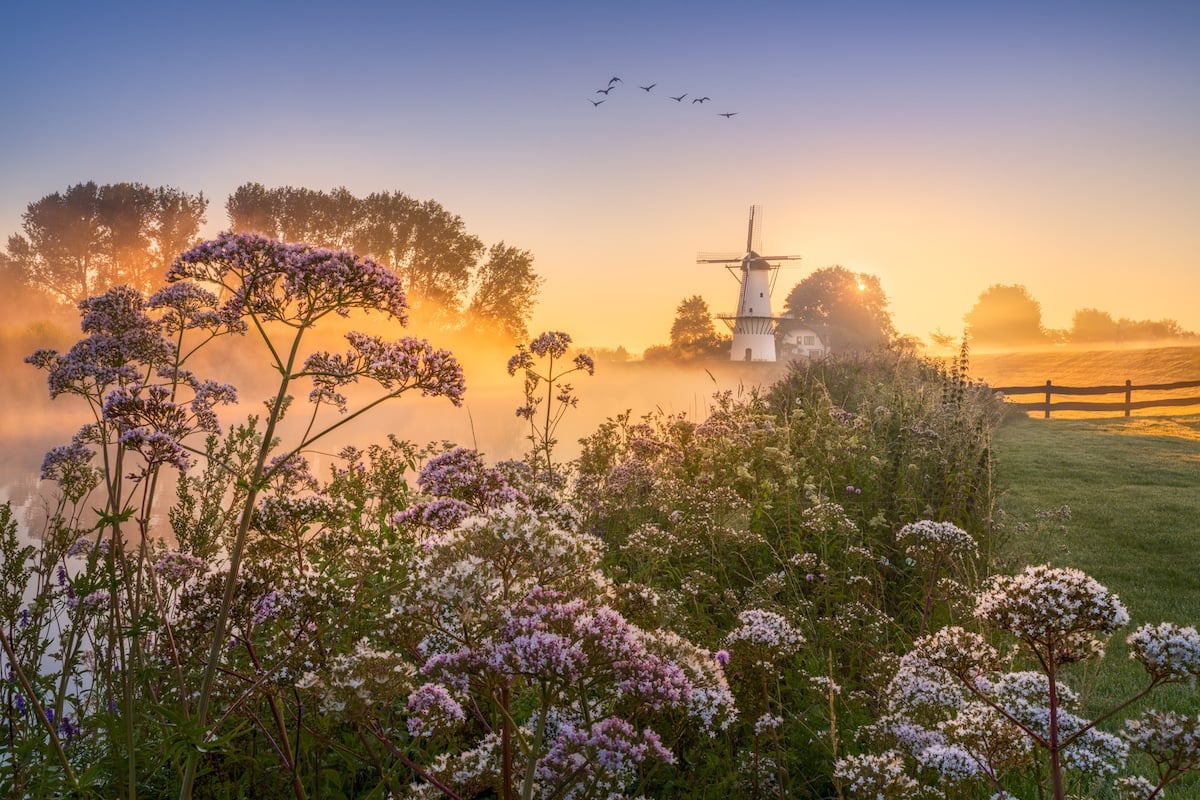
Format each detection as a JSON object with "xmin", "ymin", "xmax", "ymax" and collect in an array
[
  {"xmin": 782, "ymin": 265, "xmax": 894, "ymax": 353},
  {"xmin": 227, "ymin": 184, "xmax": 534, "ymax": 330},
  {"xmin": 964, "ymin": 284, "xmax": 1046, "ymax": 346},
  {"xmin": 5, "ymin": 182, "xmax": 207, "ymax": 304}
]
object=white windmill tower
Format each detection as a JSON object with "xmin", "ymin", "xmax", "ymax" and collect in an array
[{"xmin": 698, "ymin": 206, "xmax": 801, "ymax": 362}]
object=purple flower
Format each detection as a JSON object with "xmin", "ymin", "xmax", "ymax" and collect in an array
[
  {"xmin": 252, "ymin": 590, "xmax": 283, "ymax": 626},
  {"xmin": 529, "ymin": 331, "xmax": 573, "ymax": 359},
  {"xmin": 715, "ymin": 649, "xmax": 731, "ymax": 666},
  {"xmin": 169, "ymin": 232, "xmax": 410, "ymax": 325},
  {"xmin": 304, "ymin": 333, "xmax": 465, "ymax": 410}
]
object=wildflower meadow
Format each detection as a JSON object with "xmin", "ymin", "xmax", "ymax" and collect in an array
[{"xmin": 5, "ymin": 234, "xmax": 1200, "ymax": 799}]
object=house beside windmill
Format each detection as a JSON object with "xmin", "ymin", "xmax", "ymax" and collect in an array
[
  {"xmin": 777, "ymin": 320, "xmax": 831, "ymax": 360},
  {"xmin": 698, "ymin": 206, "xmax": 801, "ymax": 362}
]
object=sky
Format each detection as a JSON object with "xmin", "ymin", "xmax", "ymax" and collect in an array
[{"xmin": 2, "ymin": 0, "xmax": 1198, "ymax": 354}]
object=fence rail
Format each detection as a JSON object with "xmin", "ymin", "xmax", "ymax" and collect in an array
[{"xmin": 994, "ymin": 379, "xmax": 1200, "ymax": 418}]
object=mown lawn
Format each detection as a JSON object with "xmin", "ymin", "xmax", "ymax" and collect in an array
[{"xmin": 993, "ymin": 412, "xmax": 1200, "ymax": 793}]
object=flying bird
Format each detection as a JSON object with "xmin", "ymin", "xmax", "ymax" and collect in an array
[
  {"xmin": 719, "ymin": 112, "xmax": 738, "ymax": 118},
  {"xmin": 596, "ymin": 87, "xmax": 614, "ymax": 94},
  {"xmin": 692, "ymin": 96, "xmax": 711, "ymax": 104},
  {"xmin": 639, "ymin": 83, "xmax": 656, "ymax": 91},
  {"xmin": 590, "ymin": 98, "xmax": 605, "ymax": 106},
  {"xmin": 608, "ymin": 76, "xmax": 622, "ymax": 85},
  {"xmin": 669, "ymin": 93, "xmax": 687, "ymax": 102}
]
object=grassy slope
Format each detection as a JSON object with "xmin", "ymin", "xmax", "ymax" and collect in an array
[{"xmin": 984, "ymin": 346, "xmax": 1200, "ymax": 791}]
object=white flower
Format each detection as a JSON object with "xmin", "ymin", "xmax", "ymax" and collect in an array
[
  {"xmin": 725, "ymin": 609, "xmax": 805, "ymax": 664},
  {"xmin": 1128, "ymin": 622, "xmax": 1200, "ymax": 683},
  {"xmin": 896, "ymin": 520, "xmax": 978, "ymax": 564},
  {"xmin": 975, "ymin": 565, "xmax": 1128, "ymax": 662}
]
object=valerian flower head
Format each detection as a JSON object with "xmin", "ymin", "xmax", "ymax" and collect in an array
[
  {"xmin": 834, "ymin": 751, "xmax": 924, "ymax": 800},
  {"xmin": 303, "ymin": 332, "xmax": 465, "ymax": 411},
  {"xmin": 886, "ymin": 647, "xmax": 970, "ymax": 717},
  {"xmin": 897, "ymin": 520, "xmax": 979, "ymax": 564},
  {"xmin": 295, "ymin": 637, "xmax": 417, "ymax": 718},
  {"xmin": 40, "ymin": 443, "xmax": 100, "ymax": 501},
  {"xmin": 27, "ymin": 286, "xmax": 175, "ymax": 399},
  {"xmin": 168, "ymin": 232, "xmax": 412, "ymax": 323},
  {"xmin": 975, "ymin": 564, "xmax": 1129, "ymax": 663},
  {"xmin": 529, "ymin": 330, "xmax": 573, "ymax": 359},
  {"xmin": 186, "ymin": 377, "xmax": 239, "ymax": 433},
  {"xmin": 411, "ymin": 447, "xmax": 527, "ymax": 511},
  {"xmin": 169, "ymin": 232, "xmax": 410, "ymax": 325},
  {"xmin": 912, "ymin": 626, "xmax": 1001, "ymax": 682},
  {"xmin": 154, "ymin": 551, "xmax": 206, "ymax": 584},
  {"xmin": 797, "ymin": 501, "xmax": 859, "ymax": 537},
  {"xmin": 147, "ymin": 280, "xmax": 248, "ymax": 336},
  {"xmin": 264, "ymin": 452, "xmax": 320, "ymax": 493},
  {"xmin": 572, "ymin": 352, "xmax": 595, "ymax": 375},
  {"xmin": 537, "ymin": 716, "xmax": 675, "ymax": 797},
  {"xmin": 1115, "ymin": 775, "xmax": 1159, "ymax": 800},
  {"xmin": 118, "ymin": 428, "xmax": 192, "ymax": 471},
  {"xmin": 406, "ymin": 683, "xmax": 466, "ymax": 738},
  {"xmin": 1127, "ymin": 622, "xmax": 1200, "ymax": 684},
  {"xmin": 393, "ymin": 498, "xmax": 473, "ymax": 531},
  {"xmin": 1124, "ymin": 708, "xmax": 1200, "ymax": 770},
  {"xmin": 506, "ymin": 348, "xmax": 535, "ymax": 376},
  {"xmin": 725, "ymin": 608, "xmax": 806, "ymax": 665}
]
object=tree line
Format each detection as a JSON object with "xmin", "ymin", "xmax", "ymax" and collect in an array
[
  {"xmin": 651, "ymin": 270, "xmax": 1194, "ymax": 362},
  {"xmin": 956, "ymin": 283, "xmax": 1195, "ymax": 348},
  {"xmin": 1, "ymin": 181, "xmax": 541, "ymax": 339}
]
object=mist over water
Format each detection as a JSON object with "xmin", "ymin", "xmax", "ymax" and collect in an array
[{"xmin": 1, "ymin": 312, "xmax": 787, "ymax": 543}]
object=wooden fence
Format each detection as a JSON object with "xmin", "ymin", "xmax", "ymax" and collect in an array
[{"xmin": 994, "ymin": 379, "xmax": 1200, "ymax": 418}]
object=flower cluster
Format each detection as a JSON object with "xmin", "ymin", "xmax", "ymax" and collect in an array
[
  {"xmin": 154, "ymin": 551, "xmax": 206, "ymax": 584},
  {"xmin": 304, "ymin": 332, "xmax": 465, "ymax": 411},
  {"xmin": 834, "ymin": 752, "xmax": 923, "ymax": 799},
  {"xmin": 406, "ymin": 683, "xmax": 467, "ymax": 738},
  {"xmin": 1127, "ymin": 622, "xmax": 1200, "ymax": 684},
  {"xmin": 1124, "ymin": 709, "xmax": 1200, "ymax": 773},
  {"xmin": 725, "ymin": 609, "xmax": 806, "ymax": 666},
  {"xmin": 896, "ymin": 520, "xmax": 979, "ymax": 565},
  {"xmin": 537, "ymin": 715, "xmax": 674, "ymax": 795},
  {"xmin": 169, "ymin": 231, "xmax": 410, "ymax": 324},
  {"xmin": 395, "ymin": 448, "xmax": 528, "ymax": 530},
  {"xmin": 295, "ymin": 637, "xmax": 416, "ymax": 717},
  {"xmin": 975, "ymin": 565, "xmax": 1129, "ymax": 663}
]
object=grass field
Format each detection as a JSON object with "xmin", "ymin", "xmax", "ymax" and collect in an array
[{"xmin": 992, "ymin": 410, "xmax": 1200, "ymax": 793}]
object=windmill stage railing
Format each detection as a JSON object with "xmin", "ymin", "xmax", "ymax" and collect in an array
[{"xmin": 995, "ymin": 379, "xmax": 1200, "ymax": 418}]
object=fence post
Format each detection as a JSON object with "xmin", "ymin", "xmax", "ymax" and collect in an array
[
  {"xmin": 1125, "ymin": 379, "xmax": 1132, "ymax": 417},
  {"xmin": 1044, "ymin": 380, "xmax": 1052, "ymax": 419}
]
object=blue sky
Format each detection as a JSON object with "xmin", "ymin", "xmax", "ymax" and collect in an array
[{"xmin": 3, "ymin": 1, "xmax": 1198, "ymax": 350}]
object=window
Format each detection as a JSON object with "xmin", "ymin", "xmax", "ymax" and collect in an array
[{"xmin": 803, "ymin": 335, "xmax": 815, "ymax": 346}]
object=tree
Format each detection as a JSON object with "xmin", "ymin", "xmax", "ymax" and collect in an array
[
  {"xmin": 465, "ymin": 242, "xmax": 543, "ymax": 340},
  {"xmin": 226, "ymin": 184, "xmax": 511, "ymax": 323},
  {"xmin": 0, "ymin": 250, "xmax": 57, "ymax": 325},
  {"xmin": 782, "ymin": 265, "xmax": 895, "ymax": 353},
  {"xmin": 1070, "ymin": 308, "xmax": 1119, "ymax": 344},
  {"xmin": 667, "ymin": 295, "xmax": 728, "ymax": 360},
  {"xmin": 5, "ymin": 182, "xmax": 207, "ymax": 304},
  {"xmin": 964, "ymin": 284, "xmax": 1046, "ymax": 347}
]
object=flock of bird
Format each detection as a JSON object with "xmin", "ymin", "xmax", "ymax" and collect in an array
[{"xmin": 587, "ymin": 76, "xmax": 738, "ymax": 117}]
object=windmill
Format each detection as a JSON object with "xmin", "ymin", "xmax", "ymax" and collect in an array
[{"xmin": 697, "ymin": 206, "xmax": 801, "ymax": 362}]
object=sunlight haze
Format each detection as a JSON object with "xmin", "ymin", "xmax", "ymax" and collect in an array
[{"xmin": 2, "ymin": 1, "xmax": 1196, "ymax": 352}]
